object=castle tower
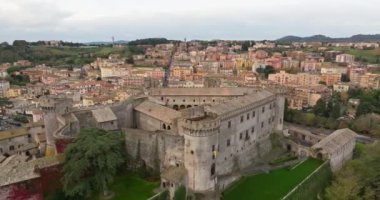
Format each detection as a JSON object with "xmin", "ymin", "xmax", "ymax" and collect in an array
[
  {"xmin": 273, "ymin": 89, "xmax": 286, "ymax": 132},
  {"xmin": 181, "ymin": 116, "xmax": 220, "ymax": 192},
  {"xmin": 40, "ymin": 97, "xmax": 73, "ymax": 156}
]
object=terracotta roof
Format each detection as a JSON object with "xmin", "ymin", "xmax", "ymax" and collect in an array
[
  {"xmin": 0, "ymin": 155, "xmax": 62, "ymax": 187},
  {"xmin": 0, "ymin": 128, "xmax": 28, "ymax": 141},
  {"xmin": 149, "ymin": 87, "xmax": 253, "ymax": 96},
  {"xmin": 134, "ymin": 100, "xmax": 181, "ymax": 124},
  {"xmin": 91, "ymin": 107, "xmax": 117, "ymax": 123},
  {"xmin": 206, "ymin": 90, "xmax": 274, "ymax": 116},
  {"xmin": 312, "ymin": 128, "xmax": 357, "ymax": 155}
]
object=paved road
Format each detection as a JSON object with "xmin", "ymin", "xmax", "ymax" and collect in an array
[{"xmin": 163, "ymin": 45, "xmax": 176, "ymax": 87}]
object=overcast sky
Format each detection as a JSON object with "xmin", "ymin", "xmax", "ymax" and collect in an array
[{"xmin": 0, "ymin": 0, "xmax": 379, "ymax": 42}]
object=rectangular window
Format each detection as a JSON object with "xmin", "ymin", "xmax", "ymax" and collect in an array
[
  {"xmin": 212, "ymin": 145, "xmax": 215, "ymax": 152},
  {"xmin": 262, "ymin": 106, "xmax": 265, "ymax": 113},
  {"xmin": 228, "ymin": 121, "xmax": 231, "ymax": 128},
  {"xmin": 240, "ymin": 116, "xmax": 244, "ymax": 123},
  {"xmin": 251, "ymin": 126, "xmax": 255, "ymax": 133},
  {"xmin": 245, "ymin": 131, "xmax": 249, "ymax": 140},
  {"xmin": 247, "ymin": 113, "xmax": 250, "ymax": 120},
  {"xmin": 252, "ymin": 111, "xmax": 255, "ymax": 118},
  {"xmin": 240, "ymin": 132, "xmax": 243, "ymax": 140},
  {"xmin": 261, "ymin": 122, "xmax": 264, "ymax": 128},
  {"xmin": 227, "ymin": 139, "xmax": 230, "ymax": 147}
]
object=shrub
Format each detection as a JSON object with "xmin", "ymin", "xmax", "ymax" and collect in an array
[{"xmin": 174, "ymin": 185, "xmax": 186, "ymax": 200}]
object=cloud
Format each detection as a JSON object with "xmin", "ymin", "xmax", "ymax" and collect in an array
[
  {"xmin": 0, "ymin": 0, "xmax": 72, "ymax": 30},
  {"xmin": 0, "ymin": 0, "xmax": 379, "ymax": 42}
]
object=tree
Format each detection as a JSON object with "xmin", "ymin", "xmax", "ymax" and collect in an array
[
  {"xmin": 356, "ymin": 102, "xmax": 373, "ymax": 117},
  {"xmin": 325, "ymin": 142, "xmax": 380, "ymax": 200},
  {"xmin": 331, "ymin": 102, "xmax": 341, "ymax": 119},
  {"xmin": 348, "ymin": 88, "xmax": 363, "ymax": 99},
  {"xmin": 256, "ymin": 65, "xmax": 275, "ymax": 79},
  {"xmin": 62, "ymin": 128, "xmax": 125, "ymax": 198},
  {"xmin": 313, "ymin": 99, "xmax": 326, "ymax": 116},
  {"xmin": 13, "ymin": 115, "xmax": 29, "ymax": 123},
  {"xmin": 174, "ymin": 185, "xmax": 186, "ymax": 200},
  {"xmin": 341, "ymin": 74, "xmax": 350, "ymax": 82},
  {"xmin": 241, "ymin": 41, "xmax": 253, "ymax": 51},
  {"xmin": 12, "ymin": 40, "xmax": 28, "ymax": 47},
  {"xmin": 0, "ymin": 97, "xmax": 12, "ymax": 107},
  {"xmin": 0, "ymin": 42, "xmax": 9, "ymax": 47}
]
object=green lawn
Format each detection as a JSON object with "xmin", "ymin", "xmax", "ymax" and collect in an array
[
  {"xmin": 93, "ymin": 174, "xmax": 160, "ymax": 200},
  {"xmin": 332, "ymin": 47, "xmax": 380, "ymax": 63},
  {"xmin": 224, "ymin": 158, "xmax": 323, "ymax": 200}
]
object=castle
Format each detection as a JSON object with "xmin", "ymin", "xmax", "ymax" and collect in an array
[{"xmin": 40, "ymin": 87, "xmax": 285, "ymax": 196}]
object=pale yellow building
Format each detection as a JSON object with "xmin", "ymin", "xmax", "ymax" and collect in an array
[{"xmin": 6, "ymin": 87, "xmax": 22, "ymax": 98}]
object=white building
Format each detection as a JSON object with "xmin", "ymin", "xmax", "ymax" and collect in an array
[
  {"xmin": 0, "ymin": 81, "xmax": 10, "ymax": 97},
  {"xmin": 336, "ymin": 54, "xmax": 355, "ymax": 63}
]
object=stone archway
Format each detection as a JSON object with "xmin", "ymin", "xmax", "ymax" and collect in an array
[
  {"xmin": 187, "ymin": 105, "xmax": 192, "ymax": 108},
  {"xmin": 173, "ymin": 105, "xmax": 179, "ymax": 110},
  {"xmin": 317, "ymin": 152, "xmax": 323, "ymax": 160},
  {"xmin": 179, "ymin": 105, "xmax": 186, "ymax": 110}
]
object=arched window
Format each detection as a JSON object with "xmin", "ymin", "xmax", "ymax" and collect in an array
[
  {"xmin": 163, "ymin": 124, "xmax": 166, "ymax": 129},
  {"xmin": 211, "ymin": 163, "xmax": 215, "ymax": 176},
  {"xmin": 9, "ymin": 145, "xmax": 14, "ymax": 151},
  {"xmin": 167, "ymin": 126, "xmax": 171, "ymax": 130}
]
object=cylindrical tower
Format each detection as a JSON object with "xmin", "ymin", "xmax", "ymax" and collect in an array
[
  {"xmin": 40, "ymin": 97, "xmax": 72, "ymax": 156},
  {"xmin": 181, "ymin": 117, "xmax": 220, "ymax": 192},
  {"xmin": 40, "ymin": 100, "xmax": 59, "ymax": 156}
]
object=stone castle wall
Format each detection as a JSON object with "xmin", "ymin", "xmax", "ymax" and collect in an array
[{"xmin": 124, "ymin": 129, "xmax": 184, "ymax": 171}]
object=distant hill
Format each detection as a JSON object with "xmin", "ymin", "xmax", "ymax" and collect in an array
[
  {"xmin": 128, "ymin": 38, "xmax": 174, "ymax": 46},
  {"xmin": 277, "ymin": 34, "xmax": 380, "ymax": 43},
  {"xmin": 85, "ymin": 40, "xmax": 129, "ymax": 45}
]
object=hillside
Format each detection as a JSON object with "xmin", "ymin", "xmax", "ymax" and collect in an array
[
  {"xmin": 277, "ymin": 34, "xmax": 380, "ymax": 43},
  {"xmin": 0, "ymin": 45, "xmax": 130, "ymax": 67}
]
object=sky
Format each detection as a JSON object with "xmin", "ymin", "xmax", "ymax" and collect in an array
[{"xmin": 0, "ymin": 0, "xmax": 380, "ymax": 43}]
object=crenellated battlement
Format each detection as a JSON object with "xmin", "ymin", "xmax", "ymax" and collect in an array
[{"xmin": 180, "ymin": 117, "xmax": 220, "ymax": 137}]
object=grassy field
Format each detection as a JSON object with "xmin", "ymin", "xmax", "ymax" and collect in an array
[
  {"xmin": 332, "ymin": 47, "xmax": 380, "ymax": 63},
  {"xmin": 0, "ymin": 45, "xmax": 130, "ymax": 66},
  {"xmin": 223, "ymin": 158, "xmax": 323, "ymax": 200},
  {"xmin": 92, "ymin": 174, "xmax": 159, "ymax": 200}
]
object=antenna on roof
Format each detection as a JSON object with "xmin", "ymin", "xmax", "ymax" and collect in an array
[{"xmin": 112, "ymin": 36, "xmax": 115, "ymax": 45}]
